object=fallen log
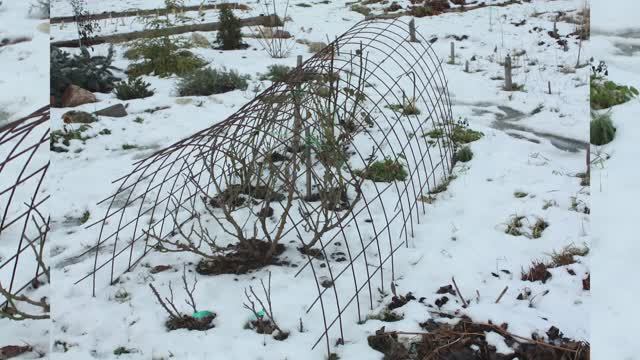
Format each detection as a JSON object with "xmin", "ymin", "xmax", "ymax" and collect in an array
[
  {"xmin": 50, "ymin": 3, "xmax": 250, "ymax": 24},
  {"xmin": 50, "ymin": 14, "xmax": 281, "ymax": 48},
  {"xmin": 0, "ymin": 37, "xmax": 31, "ymax": 48}
]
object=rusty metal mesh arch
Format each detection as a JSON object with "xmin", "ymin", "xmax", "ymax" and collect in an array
[
  {"xmin": 0, "ymin": 106, "xmax": 50, "ymax": 309},
  {"xmin": 80, "ymin": 19, "xmax": 454, "ymax": 354}
]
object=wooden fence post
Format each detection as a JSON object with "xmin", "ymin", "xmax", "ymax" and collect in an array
[
  {"xmin": 504, "ymin": 55, "xmax": 512, "ymax": 91},
  {"xmin": 450, "ymin": 42, "xmax": 455, "ymax": 64},
  {"xmin": 409, "ymin": 19, "xmax": 417, "ymax": 42},
  {"xmin": 298, "ymin": 55, "xmax": 313, "ymax": 200}
]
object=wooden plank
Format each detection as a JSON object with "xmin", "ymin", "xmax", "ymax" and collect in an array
[
  {"xmin": 50, "ymin": 3, "xmax": 250, "ymax": 24},
  {"xmin": 51, "ymin": 14, "xmax": 281, "ymax": 48}
]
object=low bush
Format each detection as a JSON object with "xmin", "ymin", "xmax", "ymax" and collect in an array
[
  {"xmin": 451, "ymin": 124, "xmax": 483, "ymax": 144},
  {"xmin": 216, "ymin": 6, "xmax": 244, "ymax": 50},
  {"xmin": 590, "ymin": 78, "xmax": 638, "ymax": 110},
  {"xmin": 125, "ymin": 37, "xmax": 207, "ymax": 77},
  {"xmin": 50, "ymin": 126, "xmax": 91, "ymax": 152},
  {"xmin": 356, "ymin": 158, "xmax": 408, "ymax": 182},
  {"xmin": 260, "ymin": 65, "xmax": 293, "ymax": 82},
  {"xmin": 114, "ymin": 77, "xmax": 155, "ymax": 100},
  {"xmin": 590, "ymin": 60, "xmax": 638, "ymax": 109},
  {"xmin": 590, "ymin": 112, "xmax": 615, "ymax": 145},
  {"xmin": 176, "ymin": 67, "xmax": 250, "ymax": 96},
  {"xmin": 454, "ymin": 146, "xmax": 473, "ymax": 162}
]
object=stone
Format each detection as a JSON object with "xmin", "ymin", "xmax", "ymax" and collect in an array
[
  {"xmin": 62, "ymin": 110, "xmax": 97, "ymax": 124},
  {"xmin": 175, "ymin": 98, "xmax": 193, "ymax": 105},
  {"xmin": 191, "ymin": 33, "xmax": 211, "ymax": 47},
  {"xmin": 272, "ymin": 30, "xmax": 292, "ymax": 39},
  {"xmin": 36, "ymin": 22, "xmax": 50, "ymax": 34},
  {"xmin": 93, "ymin": 103, "xmax": 128, "ymax": 118},
  {"xmin": 61, "ymin": 85, "xmax": 97, "ymax": 108}
]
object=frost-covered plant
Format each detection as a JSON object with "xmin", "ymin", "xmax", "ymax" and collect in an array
[
  {"xmin": 590, "ymin": 112, "xmax": 615, "ymax": 146},
  {"xmin": 114, "ymin": 77, "xmax": 155, "ymax": 100},
  {"xmin": 216, "ymin": 6, "xmax": 244, "ymax": 50},
  {"xmin": 176, "ymin": 67, "xmax": 250, "ymax": 96},
  {"xmin": 50, "ymin": 45, "xmax": 119, "ymax": 106}
]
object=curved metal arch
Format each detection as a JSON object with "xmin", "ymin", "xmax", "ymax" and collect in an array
[
  {"xmin": 81, "ymin": 18, "xmax": 455, "ymax": 356},
  {"xmin": 0, "ymin": 106, "xmax": 50, "ymax": 309}
]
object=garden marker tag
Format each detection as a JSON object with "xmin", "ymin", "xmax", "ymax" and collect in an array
[{"xmin": 192, "ymin": 310, "xmax": 214, "ymax": 319}]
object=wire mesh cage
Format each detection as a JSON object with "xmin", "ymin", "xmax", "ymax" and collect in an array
[
  {"xmin": 80, "ymin": 19, "xmax": 454, "ymax": 354},
  {"xmin": 0, "ymin": 106, "xmax": 50, "ymax": 319}
]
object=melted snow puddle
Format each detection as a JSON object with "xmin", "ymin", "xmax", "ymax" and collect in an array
[
  {"xmin": 614, "ymin": 42, "xmax": 640, "ymax": 56},
  {"xmin": 469, "ymin": 102, "xmax": 587, "ymax": 152}
]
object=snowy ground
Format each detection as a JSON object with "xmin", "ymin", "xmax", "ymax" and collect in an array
[
  {"xmin": 0, "ymin": 0, "xmax": 50, "ymax": 357},
  {"xmin": 47, "ymin": 0, "xmax": 590, "ymax": 359},
  {"xmin": 0, "ymin": 1, "xmax": 49, "ymax": 125},
  {"xmin": 590, "ymin": 1, "xmax": 640, "ymax": 359}
]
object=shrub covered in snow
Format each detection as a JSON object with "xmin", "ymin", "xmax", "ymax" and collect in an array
[{"xmin": 114, "ymin": 77, "xmax": 155, "ymax": 100}]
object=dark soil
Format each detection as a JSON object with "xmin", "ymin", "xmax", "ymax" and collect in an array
[
  {"xmin": 388, "ymin": 292, "xmax": 416, "ymax": 310},
  {"xmin": 196, "ymin": 239, "xmax": 286, "ymax": 275}
]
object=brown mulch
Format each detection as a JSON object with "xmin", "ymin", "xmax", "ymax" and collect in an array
[
  {"xmin": 0, "ymin": 345, "xmax": 32, "ymax": 359},
  {"xmin": 166, "ymin": 313, "xmax": 216, "ymax": 331},
  {"xmin": 367, "ymin": 316, "xmax": 590, "ymax": 360},
  {"xmin": 196, "ymin": 239, "xmax": 285, "ymax": 275}
]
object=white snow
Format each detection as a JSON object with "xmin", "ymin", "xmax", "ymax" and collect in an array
[
  {"xmin": 0, "ymin": 1, "xmax": 49, "ymax": 125},
  {"xmin": 0, "ymin": 0, "xmax": 50, "ymax": 357},
  {"xmin": 591, "ymin": 2, "xmax": 640, "ymax": 359},
  {"xmin": 485, "ymin": 331, "xmax": 513, "ymax": 354},
  {"xmin": 43, "ymin": 0, "xmax": 590, "ymax": 359}
]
